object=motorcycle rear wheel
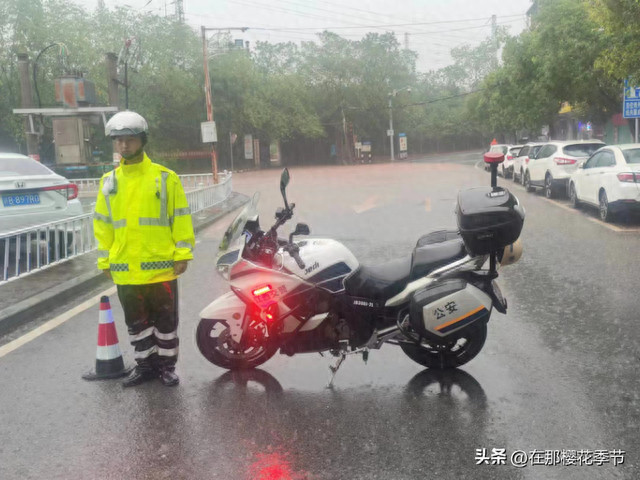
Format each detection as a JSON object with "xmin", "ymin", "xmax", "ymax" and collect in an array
[
  {"xmin": 196, "ymin": 318, "xmax": 278, "ymax": 370},
  {"xmin": 400, "ymin": 323, "xmax": 487, "ymax": 369}
]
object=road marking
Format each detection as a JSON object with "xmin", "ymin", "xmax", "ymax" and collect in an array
[
  {"xmin": 353, "ymin": 195, "xmax": 378, "ymax": 213},
  {"xmin": 425, "ymin": 198, "xmax": 432, "ymax": 212},
  {"xmin": 0, "ymin": 286, "xmax": 117, "ymax": 359}
]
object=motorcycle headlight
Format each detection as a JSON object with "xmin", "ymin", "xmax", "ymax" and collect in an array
[{"xmin": 216, "ymin": 264, "xmax": 231, "ymax": 281}]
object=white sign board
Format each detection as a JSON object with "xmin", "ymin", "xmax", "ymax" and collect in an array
[
  {"xmin": 361, "ymin": 142, "xmax": 371, "ymax": 153},
  {"xmin": 399, "ymin": 135, "xmax": 407, "ymax": 152},
  {"xmin": 387, "ymin": 129, "xmax": 394, "ymax": 137},
  {"xmin": 244, "ymin": 134, "xmax": 253, "ymax": 160},
  {"xmin": 355, "ymin": 142, "xmax": 362, "ymax": 149},
  {"xmin": 201, "ymin": 121, "xmax": 218, "ymax": 143}
]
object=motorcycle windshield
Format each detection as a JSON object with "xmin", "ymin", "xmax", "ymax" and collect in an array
[{"xmin": 218, "ymin": 191, "xmax": 260, "ymax": 257}]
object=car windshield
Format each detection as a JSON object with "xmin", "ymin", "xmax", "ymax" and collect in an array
[
  {"xmin": 531, "ymin": 146, "xmax": 543, "ymax": 157},
  {"xmin": 563, "ymin": 144, "xmax": 604, "ymax": 158},
  {"xmin": 622, "ymin": 149, "xmax": 640, "ymax": 164},
  {"xmin": 492, "ymin": 146, "xmax": 508, "ymax": 154},
  {"xmin": 0, "ymin": 157, "xmax": 54, "ymax": 177},
  {"xmin": 218, "ymin": 192, "xmax": 260, "ymax": 253},
  {"xmin": 510, "ymin": 147, "xmax": 522, "ymax": 156}
]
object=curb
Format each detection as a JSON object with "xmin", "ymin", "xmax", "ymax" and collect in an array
[
  {"xmin": 0, "ymin": 193, "xmax": 249, "ymax": 336},
  {"xmin": 0, "ymin": 269, "xmax": 109, "ymax": 335}
]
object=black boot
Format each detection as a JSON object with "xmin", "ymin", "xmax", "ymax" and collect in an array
[
  {"xmin": 160, "ymin": 369, "xmax": 179, "ymax": 386},
  {"xmin": 122, "ymin": 368, "xmax": 157, "ymax": 387}
]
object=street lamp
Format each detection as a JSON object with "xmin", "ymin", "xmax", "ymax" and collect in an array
[{"xmin": 388, "ymin": 86, "xmax": 411, "ymax": 162}]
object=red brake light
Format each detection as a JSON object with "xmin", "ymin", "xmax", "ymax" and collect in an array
[
  {"xmin": 525, "ymin": 158, "xmax": 530, "ymax": 164},
  {"xmin": 40, "ymin": 183, "xmax": 79, "ymax": 200},
  {"xmin": 507, "ymin": 155, "xmax": 513, "ymax": 160},
  {"xmin": 617, "ymin": 173, "xmax": 639, "ymax": 183},
  {"xmin": 67, "ymin": 184, "xmax": 79, "ymax": 200},
  {"xmin": 253, "ymin": 285, "xmax": 272, "ymax": 297},
  {"xmin": 554, "ymin": 157, "xmax": 577, "ymax": 165}
]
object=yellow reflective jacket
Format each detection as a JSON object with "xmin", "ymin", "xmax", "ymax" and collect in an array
[{"xmin": 93, "ymin": 153, "xmax": 195, "ymax": 285}]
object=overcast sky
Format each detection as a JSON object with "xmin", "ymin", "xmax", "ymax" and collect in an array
[{"xmin": 83, "ymin": 0, "xmax": 532, "ymax": 71}]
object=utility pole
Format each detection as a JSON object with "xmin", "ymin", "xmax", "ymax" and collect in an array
[
  {"xmin": 388, "ymin": 86, "xmax": 411, "ymax": 162},
  {"xmin": 341, "ymin": 106, "xmax": 351, "ymax": 165},
  {"xmin": 229, "ymin": 132, "xmax": 234, "ymax": 172},
  {"xmin": 201, "ymin": 26, "xmax": 248, "ymax": 183},
  {"xmin": 106, "ymin": 53, "xmax": 119, "ymax": 107},
  {"xmin": 175, "ymin": 0, "xmax": 184, "ymax": 23},
  {"xmin": 388, "ymin": 96, "xmax": 395, "ymax": 162},
  {"xmin": 17, "ymin": 54, "xmax": 39, "ymax": 160},
  {"xmin": 404, "ymin": 32, "xmax": 410, "ymax": 50},
  {"xmin": 491, "ymin": 14, "xmax": 498, "ymax": 66}
]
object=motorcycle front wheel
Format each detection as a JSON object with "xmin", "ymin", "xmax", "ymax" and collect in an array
[
  {"xmin": 400, "ymin": 323, "xmax": 487, "ymax": 369},
  {"xmin": 196, "ymin": 318, "xmax": 278, "ymax": 370}
]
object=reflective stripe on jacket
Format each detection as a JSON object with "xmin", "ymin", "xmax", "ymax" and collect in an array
[{"xmin": 93, "ymin": 153, "xmax": 195, "ymax": 285}]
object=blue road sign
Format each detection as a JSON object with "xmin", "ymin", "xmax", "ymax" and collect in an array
[{"xmin": 623, "ymin": 80, "xmax": 640, "ymax": 119}]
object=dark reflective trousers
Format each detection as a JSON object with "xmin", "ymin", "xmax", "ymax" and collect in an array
[{"xmin": 116, "ymin": 280, "xmax": 179, "ymax": 372}]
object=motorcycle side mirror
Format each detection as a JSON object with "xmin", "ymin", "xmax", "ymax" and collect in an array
[
  {"xmin": 280, "ymin": 168, "xmax": 290, "ymax": 210},
  {"xmin": 289, "ymin": 222, "xmax": 310, "ymax": 244}
]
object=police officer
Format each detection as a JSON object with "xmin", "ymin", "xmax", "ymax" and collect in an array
[{"xmin": 94, "ymin": 111, "xmax": 195, "ymax": 387}]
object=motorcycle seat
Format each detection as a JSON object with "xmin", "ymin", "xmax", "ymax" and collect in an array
[
  {"xmin": 344, "ymin": 235, "xmax": 468, "ymax": 302},
  {"xmin": 344, "ymin": 256, "xmax": 413, "ymax": 302},
  {"xmin": 411, "ymin": 238, "xmax": 467, "ymax": 280}
]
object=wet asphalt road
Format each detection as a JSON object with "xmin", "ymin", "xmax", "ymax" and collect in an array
[{"xmin": 1, "ymin": 152, "xmax": 638, "ymax": 479}]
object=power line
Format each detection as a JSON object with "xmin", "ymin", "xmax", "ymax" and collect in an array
[{"xmin": 248, "ymin": 14, "xmax": 524, "ymax": 32}]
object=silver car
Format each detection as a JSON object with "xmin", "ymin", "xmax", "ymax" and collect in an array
[{"xmin": 0, "ymin": 153, "xmax": 83, "ymax": 233}]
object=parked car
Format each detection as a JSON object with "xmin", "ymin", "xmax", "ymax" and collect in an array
[
  {"xmin": 569, "ymin": 145, "xmax": 640, "ymax": 222},
  {"xmin": 484, "ymin": 144, "xmax": 511, "ymax": 171},
  {"xmin": 0, "ymin": 153, "xmax": 82, "ymax": 233},
  {"xmin": 501, "ymin": 145, "xmax": 524, "ymax": 178},
  {"xmin": 524, "ymin": 140, "xmax": 605, "ymax": 198},
  {"xmin": 513, "ymin": 143, "xmax": 544, "ymax": 184}
]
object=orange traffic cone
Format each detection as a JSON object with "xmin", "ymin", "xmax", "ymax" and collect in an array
[
  {"xmin": 491, "ymin": 138, "xmax": 498, "ymax": 145},
  {"xmin": 82, "ymin": 296, "xmax": 132, "ymax": 380}
]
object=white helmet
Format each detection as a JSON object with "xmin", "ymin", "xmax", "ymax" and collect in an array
[{"xmin": 105, "ymin": 111, "xmax": 148, "ymax": 137}]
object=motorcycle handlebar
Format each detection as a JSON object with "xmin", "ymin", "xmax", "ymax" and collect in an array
[
  {"xmin": 269, "ymin": 203, "xmax": 295, "ymax": 236},
  {"xmin": 291, "ymin": 250, "xmax": 306, "ymax": 270}
]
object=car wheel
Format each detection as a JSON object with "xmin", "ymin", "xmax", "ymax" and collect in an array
[
  {"xmin": 545, "ymin": 174, "xmax": 555, "ymax": 199},
  {"xmin": 570, "ymin": 183, "xmax": 580, "ymax": 209},
  {"xmin": 512, "ymin": 169, "xmax": 519, "ymax": 183},
  {"xmin": 599, "ymin": 190, "xmax": 614, "ymax": 222},
  {"xmin": 521, "ymin": 169, "xmax": 526, "ymax": 186},
  {"xmin": 524, "ymin": 172, "xmax": 535, "ymax": 193}
]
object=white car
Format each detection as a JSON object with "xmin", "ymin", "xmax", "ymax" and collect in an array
[
  {"xmin": 0, "ymin": 153, "xmax": 83, "ymax": 233},
  {"xmin": 484, "ymin": 144, "xmax": 511, "ymax": 171},
  {"xmin": 569, "ymin": 145, "xmax": 640, "ymax": 222},
  {"xmin": 513, "ymin": 142, "xmax": 544, "ymax": 184},
  {"xmin": 524, "ymin": 140, "xmax": 605, "ymax": 198},
  {"xmin": 501, "ymin": 145, "xmax": 524, "ymax": 179}
]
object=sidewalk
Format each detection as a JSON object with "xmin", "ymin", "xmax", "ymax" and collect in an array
[{"xmin": 0, "ymin": 191, "xmax": 249, "ymax": 335}]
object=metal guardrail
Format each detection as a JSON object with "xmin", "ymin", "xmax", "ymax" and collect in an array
[
  {"xmin": 0, "ymin": 173, "xmax": 232, "ymax": 283},
  {"xmin": 71, "ymin": 173, "xmax": 219, "ymax": 193}
]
